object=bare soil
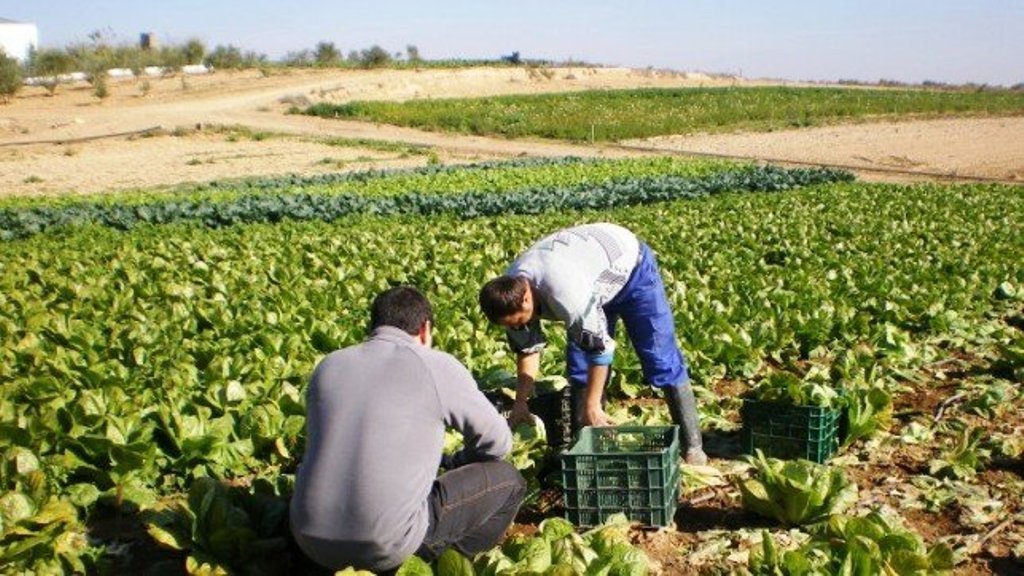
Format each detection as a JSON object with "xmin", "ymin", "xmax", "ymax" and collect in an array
[
  {"xmin": 623, "ymin": 117, "xmax": 1024, "ymax": 184},
  {"xmin": 509, "ymin": 371, "xmax": 1023, "ymax": 575},
  {"xmin": 1, "ymin": 66, "xmax": 1021, "ymax": 198}
]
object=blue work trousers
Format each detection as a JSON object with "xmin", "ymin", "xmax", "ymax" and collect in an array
[{"xmin": 566, "ymin": 243, "xmax": 689, "ymax": 389}]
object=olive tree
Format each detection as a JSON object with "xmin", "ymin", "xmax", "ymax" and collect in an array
[
  {"xmin": 27, "ymin": 48, "xmax": 73, "ymax": 95},
  {"xmin": 0, "ymin": 50, "xmax": 22, "ymax": 103},
  {"xmin": 314, "ymin": 41, "xmax": 341, "ymax": 66},
  {"xmin": 357, "ymin": 45, "xmax": 391, "ymax": 69},
  {"xmin": 183, "ymin": 38, "xmax": 206, "ymax": 65}
]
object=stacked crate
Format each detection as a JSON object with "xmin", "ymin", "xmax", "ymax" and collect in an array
[{"xmin": 561, "ymin": 426, "xmax": 680, "ymax": 527}]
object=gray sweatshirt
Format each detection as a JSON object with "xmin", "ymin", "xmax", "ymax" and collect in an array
[{"xmin": 289, "ymin": 326, "xmax": 512, "ymax": 572}]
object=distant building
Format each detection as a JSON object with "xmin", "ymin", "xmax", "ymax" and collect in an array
[
  {"xmin": 140, "ymin": 32, "xmax": 157, "ymax": 50},
  {"xmin": 0, "ymin": 17, "xmax": 38, "ymax": 62}
]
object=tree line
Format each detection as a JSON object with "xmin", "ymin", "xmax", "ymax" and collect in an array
[{"xmin": 0, "ymin": 35, "xmax": 541, "ymax": 102}]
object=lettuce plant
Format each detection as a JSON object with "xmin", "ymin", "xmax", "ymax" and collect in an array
[
  {"xmin": 144, "ymin": 477, "xmax": 290, "ymax": 575},
  {"xmin": 749, "ymin": 511, "xmax": 954, "ymax": 575},
  {"xmin": 748, "ymin": 370, "xmax": 839, "ymax": 408},
  {"xmin": 814, "ymin": 512, "xmax": 954, "ymax": 574},
  {"xmin": 842, "ymin": 385, "xmax": 893, "ymax": 447},
  {"xmin": 467, "ymin": 515, "xmax": 648, "ymax": 576},
  {"xmin": 928, "ymin": 426, "xmax": 991, "ymax": 480},
  {"xmin": 0, "ymin": 448, "xmax": 99, "ymax": 574},
  {"xmin": 738, "ymin": 451, "xmax": 858, "ymax": 527}
]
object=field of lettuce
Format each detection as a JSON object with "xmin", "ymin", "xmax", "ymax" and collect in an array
[
  {"xmin": 1, "ymin": 157, "xmax": 1022, "ymax": 575},
  {"xmin": 304, "ymin": 86, "xmax": 1024, "ymax": 141}
]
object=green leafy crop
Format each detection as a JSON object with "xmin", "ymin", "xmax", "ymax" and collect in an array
[
  {"xmin": 0, "ymin": 448, "xmax": 98, "ymax": 574},
  {"xmin": 747, "ymin": 370, "xmax": 839, "ymax": 408},
  {"xmin": 750, "ymin": 510, "xmax": 955, "ymax": 575},
  {"xmin": 0, "ymin": 163, "xmax": 850, "ymax": 240},
  {"xmin": 928, "ymin": 426, "xmax": 992, "ymax": 480},
  {"xmin": 0, "ymin": 158, "xmax": 1021, "ymax": 572},
  {"xmin": 738, "ymin": 451, "xmax": 858, "ymax": 526},
  {"xmin": 144, "ymin": 477, "xmax": 290, "ymax": 575}
]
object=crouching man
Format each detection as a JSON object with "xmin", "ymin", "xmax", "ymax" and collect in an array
[{"xmin": 290, "ymin": 286, "xmax": 526, "ymax": 573}]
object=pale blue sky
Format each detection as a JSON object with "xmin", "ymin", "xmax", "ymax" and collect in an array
[{"xmin": 2, "ymin": 1, "xmax": 1022, "ymax": 86}]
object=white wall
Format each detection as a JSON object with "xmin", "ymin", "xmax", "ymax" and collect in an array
[{"xmin": 0, "ymin": 22, "xmax": 38, "ymax": 62}]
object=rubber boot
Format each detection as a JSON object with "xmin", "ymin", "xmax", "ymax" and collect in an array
[{"xmin": 665, "ymin": 383, "xmax": 708, "ymax": 465}]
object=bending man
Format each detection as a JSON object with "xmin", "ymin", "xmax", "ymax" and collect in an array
[
  {"xmin": 478, "ymin": 222, "xmax": 707, "ymax": 464},
  {"xmin": 291, "ymin": 286, "xmax": 526, "ymax": 573}
]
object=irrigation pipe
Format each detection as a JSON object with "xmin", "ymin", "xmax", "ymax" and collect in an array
[
  {"xmin": 0, "ymin": 126, "xmax": 165, "ymax": 148},
  {"xmin": 966, "ymin": 516, "xmax": 1017, "ymax": 555},
  {"xmin": 933, "ymin": 392, "xmax": 967, "ymax": 422}
]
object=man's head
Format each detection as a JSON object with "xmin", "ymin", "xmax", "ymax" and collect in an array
[
  {"xmin": 478, "ymin": 275, "xmax": 534, "ymax": 328},
  {"xmin": 370, "ymin": 285, "xmax": 434, "ymax": 345}
]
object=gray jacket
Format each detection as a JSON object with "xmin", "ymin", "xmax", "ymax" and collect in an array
[{"xmin": 289, "ymin": 326, "xmax": 512, "ymax": 572}]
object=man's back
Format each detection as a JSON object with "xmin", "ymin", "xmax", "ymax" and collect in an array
[
  {"xmin": 508, "ymin": 222, "xmax": 641, "ymax": 356},
  {"xmin": 290, "ymin": 325, "xmax": 510, "ymax": 571}
]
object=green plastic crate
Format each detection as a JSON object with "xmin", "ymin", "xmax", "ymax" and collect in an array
[
  {"xmin": 486, "ymin": 387, "xmax": 571, "ymax": 448},
  {"xmin": 740, "ymin": 398, "xmax": 842, "ymax": 463},
  {"xmin": 561, "ymin": 426, "xmax": 680, "ymax": 527}
]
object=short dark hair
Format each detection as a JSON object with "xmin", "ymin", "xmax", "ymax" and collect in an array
[
  {"xmin": 478, "ymin": 275, "xmax": 529, "ymax": 323},
  {"xmin": 370, "ymin": 285, "xmax": 433, "ymax": 335}
]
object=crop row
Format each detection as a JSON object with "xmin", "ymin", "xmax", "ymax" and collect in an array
[
  {"xmin": 0, "ymin": 164, "xmax": 851, "ymax": 240},
  {"xmin": 2, "ymin": 181, "xmax": 1020, "ymax": 487},
  {"xmin": 0, "ymin": 156, "xmax": 736, "ymax": 210},
  {"xmin": 1, "ymin": 178, "xmax": 1021, "ymax": 572},
  {"xmin": 305, "ymin": 86, "xmax": 1024, "ymax": 141}
]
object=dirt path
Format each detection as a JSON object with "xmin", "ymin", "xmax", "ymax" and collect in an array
[
  {"xmin": 622, "ymin": 116, "xmax": 1024, "ymax": 184},
  {"xmin": 1, "ymin": 66, "xmax": 1021, "ymax": 197}
]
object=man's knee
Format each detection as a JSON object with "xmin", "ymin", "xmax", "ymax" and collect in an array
[
  {"xmin": 498, "ymin": 460, "xmax": 527, "ymax": 487},
  {"xmin": 488, "ymin": 460, "xmax": 527, "ymax": 504}
]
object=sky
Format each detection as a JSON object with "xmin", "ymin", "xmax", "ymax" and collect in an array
[{"xmin": 2, "ymin": 0, "xmax": 1022, "ymax": 86}]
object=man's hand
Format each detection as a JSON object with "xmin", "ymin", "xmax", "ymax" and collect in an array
[
  {"xmin": 582, "ymin": 364, "xmax": 613, "ymax": 427},
  {"xmin": 508, "ymin": 399, "xmax": 535, "ymax": 428},
  {"xmin": 582, "ymin": 401, "xmax": 613, "ymax": 427},
  {"xmin": 508, "ymin": 352, "xmax": 540, "ymax": 430}
]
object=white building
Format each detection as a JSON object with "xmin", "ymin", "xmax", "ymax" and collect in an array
[{"xmin": 0, "ymin": 17, "xmax": 38, "ymax": 62}]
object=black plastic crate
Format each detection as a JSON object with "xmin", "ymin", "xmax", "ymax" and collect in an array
[
  {"xmin": 740, "ymin": 398, "xmax": 842, "ymax": 463},
  {"xmin": 485, "ymin": 387, "xmax": 571, "ymax": 449},
  {"xmin": 561, "ymin": 426, "xmax": 680, "ymax": 527}
]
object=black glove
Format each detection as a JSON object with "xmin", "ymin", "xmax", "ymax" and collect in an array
[
  {"xmin": 439, "ymin": 450, "xmax": 472, "ymax": 471},
  {"xmin": 439, "ymin": 453, "xmax": 456, "ymax": 471}
]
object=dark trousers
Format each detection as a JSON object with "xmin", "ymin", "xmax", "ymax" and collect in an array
[{"xmin": 415, "ymin": 459, "xmax": 526, "ymax": 561}]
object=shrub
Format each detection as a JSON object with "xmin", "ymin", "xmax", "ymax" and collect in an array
[
  {"xmin": 205, "ymin": 44, "xmax": 243, "ymax": 70},
  {"xmin": 92, "ymin": 72, "xmax": 109, "ymax": 100},
  {"xmin": 27, "ymin": 48, "xmax": 73, "ymax": 79},
  {"xmin": 314, "ymin": 41, "xmax": 341, "ymax": 66},
  {"xmin": 0, "ymin": 51, "xmax": 21, "ymax": 102},
  {"xmin": 283, "ymin": 49, "xmax": 313, "ymax": 67},
  {"xmin": 356, "ymin": 45, "xmax": 391, "ymax": 69},
  {"xmin": 182, "ymin": 38, "xmax": 206, "ymax": 65}
]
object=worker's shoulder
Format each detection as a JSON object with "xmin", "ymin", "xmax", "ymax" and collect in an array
[
  {"xmin": 411, "ymin": 344, "xmax": 470, "ymax": 374},
  {"xmin": 317, "ymin": 340, "xmax": 370, "ymax": 361}
]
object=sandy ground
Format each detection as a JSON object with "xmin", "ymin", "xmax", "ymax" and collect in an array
[
  {"xmin": 623, "ymin": 116, "xmax": 1024, "ymax": 183},
  {"xmin": 0, "ymin": 66, "xmax": 1021, "ymax": 197}
]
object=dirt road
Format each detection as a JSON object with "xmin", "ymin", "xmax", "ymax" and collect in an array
[{"xmin": 1, "ymin": 66, "xmax": 1021, "ymax": 197}]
